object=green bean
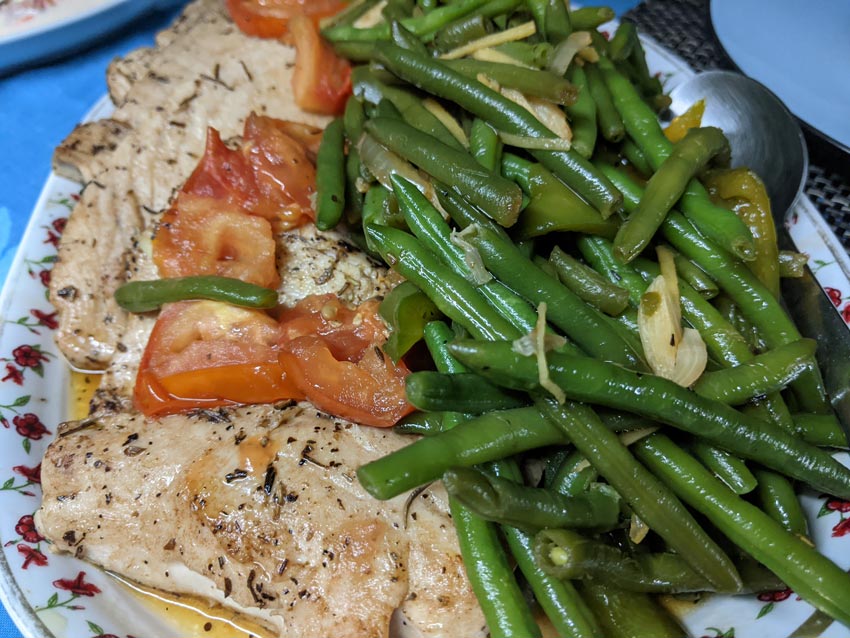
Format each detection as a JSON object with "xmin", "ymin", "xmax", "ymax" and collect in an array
[
  {"xmin": 357, "ymin": 405, "xmax": 564, "ymax": 499},
  {"xmin": 528, "ymin": 0, "xmax": 572, "ymax": 42},
  {"xmin": 365, "ymin": 117, "xmax": 524, "ymax": 226},
  {"xmin": 372, "ymin": 42, "xmax": 623, "ymax": 216},
  {"xmin": 434, "ymin": 14, "xmax": 491, "ymax": 52},
  {"xmin": 322, "ymin": 0, "xmax": 381, "ymax": 29},
  {"xmin": 538, "ymin": 528, "xmax": 782, "ymax": 594},
  {"xmin": 754, "ymin": 469, "xmax": 810, "ymax": 538},
  {"xmin": 114, "ymin": 276, "xmax": 277, "ymax": 313},
  {"xmin": 501, "ymin": 154, "xmax": 617, "ymax": 238},
  {"xmin": 392, "ymin": 176, "xmax": 540, "ymax": 334},
  {"xmin": 537, "ymin": 398, "xmax": 742, "ymax": 591},
  {"xmin": 691, "ymin": 440, "xmax": 757, "ymax": 495},
  {"xmin": 597, "ymin": 58, "xmax": 755, "ymax": 260},
  {"xmin": 569, "ymin": 6, "xmax": 615, "ymax": 30},
  {"xmin": 620, "ymin": 138, "xmax": 653, "ymax": 177},
  {"xmin": 793, "ymin": 413, "xmax": 849, "ymax": 448},
  {"xmin": 779, "ymin": 250, "xmax": 809, "ymax": 278},
  {"xmin": 460, "ymin": 223, "xmax": 644, "ymax": 367},
  {"xmin": 378, "ymin": 281, "xmax": 442, "ymax": 362},
  {"xmin": 372, "ymin": 97, "xmax": 404, "ymax": 120},
  {"xmin": 343, "ymin": 96, "xmax": 367, "ymax": 141},
  {"xmin": 405, "ymin": 371, "xmax": 527, "ymax": 413},
  {"xmin": 469, "ymin": 118, "xmax": 502, "ymax": 172},
  {"xmin": 578, "ymin": 580, "xmax": 684, "ymax": 638},
  {"xmin": 442, "ymin": 58, "xmax": 579, "ymax": 105},
  {"xmin": 494, "ymin": 41, "xmax": 555, "ymax": 68},
  {"xmin": 674, "ymin": 253, "xmax": 718, "ymax": 299},
  {"xmin": 352, "ymin": 68, "xmax": 464, "ymax": 150},
  {"xmin": 390, "ymin": 19, "xmax": 429, "ymax": 55},
  {"xmin": 607, "ymin": 22, "xmax": 636, "ymax": 61},
  {"xmin": 315, "ymin": 118, "xmax": 347, "ymax": 231},
  {"xmin": 614, "ymin": 126, "xmax": 730, "ymax": 263},
  {"xmin": 323, "ymin": 0, "xmax": 491, "ymax": 42},
  {"xmin": 448, "ymin": 339, "xmax": 850, "ymax": 498},
  {"xmin": 564, "ymin": 65, "xmax": 597, "ymax": 159},
  {"xmin": 549, "ymin": 449, "xmax": 598, "ymax": 496},
  {"xmin": 693, "ymin": 339, "xmax": 817, "ymax": 405},
  {"xmin": 662, "ymin": 211, "xmax": 831, "ymax": 413},
  {"xmin": 584, "ymin": 63, "xmax": 625, "ymax": 143},
  {"xmin": 344, "ymin": 148, "xmax": 365, "ymax": 221},
  {"xmin": 549, "ymin": 246, "xmax": 629, "ymax": 316},
  {"xmin": 633, "ymin": 433, "xmax": 850, "ymax": 626},
  {"xmin": 422, "ymin": 321, "xmax": 542, "ymax": 638},
  {"xmin": 577, "ymin": 235, "xmax": 647, "ymax": 307},
  {"xmin": 443, "ymin": 467, "xmax": 620, "ymax": 530},
  {"xmin": 364, "ymin": 223, "xmax": 519, "ymax": 341},
  {"xmin": 394, "ymin": 410, "xmax": 444, "ymax": 436}
]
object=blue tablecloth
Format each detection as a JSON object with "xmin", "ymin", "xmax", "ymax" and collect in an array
[{"xmin": 0, "ymin": 1, "xmax": 638, "ymax": 635}]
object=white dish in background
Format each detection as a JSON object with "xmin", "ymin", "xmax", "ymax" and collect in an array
[
  {"xmin": 2, "ymin": 34, "xmax": 850, "ymax": 638},
  {"xmin": 711, "ymin": 0, "xmax": 850, "ymax": 152},
  {"xmin": 0, "ymin": 0, "xmax": 180, "ymax": 75}
]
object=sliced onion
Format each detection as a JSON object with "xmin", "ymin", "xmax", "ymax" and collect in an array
[
  {"xmin": 578, "ymin": 46, "xmax": 600, "ymax": 63},
  {"xmin": 499, "ymin": 132, "xmax": 572, "ymax": 152},
  {"xmin": 619, "ymin": 426, "xmax": 660, "ymax": 447},
  {"xmin": 671, "ymin": 327, "xmax": 708, "ymax": 388},
  {"xmin": 638, "ymin": 275, "xmax": 679, "ymax": 380},
  {"xmin": 547, "ymin": 31, "xmax": 593, "ymax": 75},
  {"xmin": 476, "ymin": 72, "xmax": 501, "ymax": 92},
  {"xmin": 423, "ymin": 98, "xmax": 469, "ymax": 148},
  {"xmin": 357, "ymin": 133, "xmax": 440, "ymax": 209},
  {"xmin": 512, "ymin": 302, "xmax": 566, "ymax": 404},
  {"xmin": 629, "ymin": 513, "xmax": 651, "ymax": 545},
  {"xmin": 451, "ymin": 225, "xmax": 492, "ymax": 285},
  {"xmin": 656, "ymin": 245, "xmax": 681, "ymax": 336},
  {"xmin": 353, "ymin": 0, "xmax": 387, "ymax": 28},
  {"xmin": 500, "ymin": 88, "xmax": 572, "ymax": 141},
  {"xmin": 471, "ymin": 47, "xmax": 535, "ymax": 68},
  {"xmin": 440, "ymin": 20, "xmax": 537, "ymax": 60}
]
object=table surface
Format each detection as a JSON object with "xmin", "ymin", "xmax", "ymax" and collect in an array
[{"xmin": 0, "ymin": 1, "xmax": 637, "ymax": 634}]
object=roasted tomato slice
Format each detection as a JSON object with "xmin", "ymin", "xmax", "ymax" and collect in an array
[
  {"xmin": 153, "ymin": 193, "xmax": 280, "ymax": 289},
  {"xmin": 278, "ymin": 295, "xmax": 414, "ymax": 427},
  {"xmin": 226, "ymin": 0, "xmax": 347, "ymax": 39},
  {"xmin": 135, "ymin": 301, "xmax": 301, "ymax": 417},
  {"xmin": 182, "ymin": 127, "xmax": 259, "ymax": 210},
  {"xmin": 289, "ymin": 14, "xmax": 352, "ymax": 116},
  {"xmin": 243, "ymin": 113, "xmax": 318, "ymax": 229}
]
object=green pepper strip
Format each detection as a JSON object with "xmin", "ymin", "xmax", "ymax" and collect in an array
[
  {"xmin": 634, "ymin": 433, "xmax": 850, "ymax": 627},
  {"xmin": 614, "ymin": 126, "xmax": 730, "ymax": 263},
  {"xmin": 584, "ymin": 63, "xmax": 625, "ymax": 143},
  {"xmin": 447, "ymin": 339, "xmax": 850, "ymax": 499},
  {"xmin": 315, "ymin": 118, "xmax": 347, "ymax": 231},
  {"xmin": 364, "ymin": 117, "xmax": 524, "ymax": 226},
  {"xmin": 372, "ymin": 42, "xmax": 623, "ymax": 216},
  {"xmin": 754, "ymin": 468, "xmax": 810, "ymax": 538},
  {"xmin": 114, "ymin": 276, "xmax": 277, "ymax": 313},
  {"xmin": 378, "ymin": 281, "xmax": 442, "ymax": 363},
  {"xmin": 536, "ymin": 528, "xmax": 783, "ymax": 594},
  {"xmin": 564, "ymin": 65, "xmax": 598, "ymax": 160},
  {"xmin": 405, "ymin": 371, "xmax": 526, "ymax": 413},
  {"xmin": 597, "ymin": 57, "xmax": 755, "ymax": 260},
  {"xmin": 692, "ymin": 338, "xmax": 817, "ymax": 405},
  {"xmin": 690, "ymin": 440, "xmax": 757, "ymax": 495},
  {"xmin": 501, "ymin": 154, "xmax": 617, "ymax": 238},
  {"xmin": 443, "ymin": 467, "xmax": 620, "ymax": 530},
  {"xmin": 549, "ymin": 246, "xmax": 630, "ymax": 316}
]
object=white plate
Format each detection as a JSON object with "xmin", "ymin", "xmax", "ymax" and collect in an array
[
  {"xmin": 711, "ymin": 0, "xmax": 850, "ymax": 152},
  {"xmin": 3, "ymin": 37, "xmax": 850, "ymax": 638},
  {"xmin": 0, "ymin": 0, "xmax": 180, "ymax": 75}
]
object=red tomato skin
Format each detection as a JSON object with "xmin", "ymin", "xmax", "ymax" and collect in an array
[
  {"xmin": 289, "ymin": 14, "xmax": 353, "ymax": 116},
  {"xmin": 226, "ymin": 0, "xmax": 348, "ymax": 39}
]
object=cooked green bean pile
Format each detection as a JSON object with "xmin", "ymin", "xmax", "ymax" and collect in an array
[{"xmin": 316, "ymin": 2, "xmax": 850, "ymax": 635}]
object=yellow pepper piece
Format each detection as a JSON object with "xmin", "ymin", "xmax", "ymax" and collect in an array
[
  {"xmin": 705, "ymin": 168, "xmax": 780, "ymax": 298},
  {"xmin": 664, "ymin": 98, "xmax": 705, "ymax": 143}
]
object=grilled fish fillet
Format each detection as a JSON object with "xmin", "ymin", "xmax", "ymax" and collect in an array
[{"xmin": 36, "ymin": 1, "xmax": 487, "ymax": 636}]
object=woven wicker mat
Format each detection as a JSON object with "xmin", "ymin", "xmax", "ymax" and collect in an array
[{"xmin": 624, "ymin": 0, "xmax": 850, "ymax": 252}]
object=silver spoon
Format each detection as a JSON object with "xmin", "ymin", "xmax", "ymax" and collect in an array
[{"xmin": 669, "ymin": 70, "xmax": 850, "ymax": 435}]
